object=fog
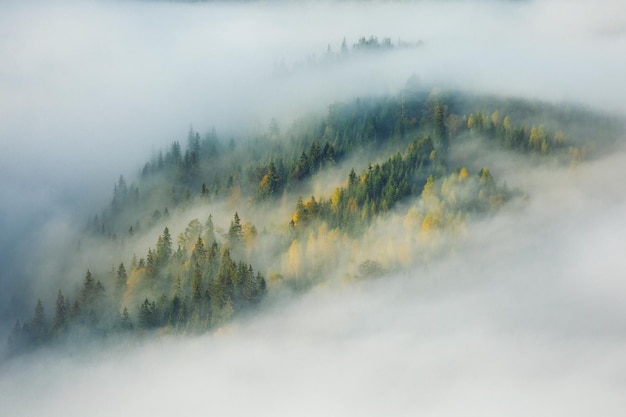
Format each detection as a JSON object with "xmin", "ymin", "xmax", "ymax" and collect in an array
[
  {"xmin": 1, "ymin": 0, "xmax": 626, "ymax": 414},
  {"xmin": 2, "ymin": 150, "xmax": 626, "ymax": 416}
]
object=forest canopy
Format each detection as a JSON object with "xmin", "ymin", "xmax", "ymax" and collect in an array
[{"xmin": 6, "ymin": 86, "xmax": 623, "ymax": 356}]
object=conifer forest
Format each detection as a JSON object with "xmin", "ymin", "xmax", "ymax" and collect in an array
[{"xmin": 1, "ymin": 2, "xmax": 626, "ymax": 416}]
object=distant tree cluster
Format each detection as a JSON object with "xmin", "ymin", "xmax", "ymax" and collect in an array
[
  {"xmin": 290, "ymin": 135, "xmax": 443, "ymax": 234},
  {"xmin": 272, "ymin": 35, "xmax": 423, "ymax": 77},
  {"xmin": 288, "ymin": 135, "xmax": 511, "ymax": 237},
  {"xmin": 8, "ymin": 214, "xmax": 266, "ymax": 355},
  {"xmin": 464, "ymin": 110, "xmax": 567, "ymax": 154}
]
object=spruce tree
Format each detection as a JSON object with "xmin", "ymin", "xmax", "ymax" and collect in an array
[
  {"xmin": 118, "ymin": 307, "xmax": 133, "ymax": 331},
  {"xmin": 228, "ymin": 212, "xmax": 243, "ymax": 251},
  {"xmin": 53, "ymin": 290, "xmax": 67, "ymax": 333},
  {"xmin": 191, "ymin": 236, "xmax": 206, "ymax": 265},
  {"xmin": 203, "ymin": 215, "xmax": 215, "ymax": 244},
  {"xmin": 212, "ymin": 248, "xmax": 235, "ymax": 317},
  {"xmin": 192, "ymin": 263, "xmax": 203, "ymax": 303},
  {"xmin": 255, "ymin": 272, "xmax": 267, "ymax": 302},
  {"xmin": 138, "ymin": 299, "xmax": 155, "ymax": 329},
  {"xmin": 116, "ymin": 262, "xmax": 128, "ymax": 298},
  {"xmin": 433, "ymin": 102, "xmax": 448, "ymax": 153},
  {"xmin": 31, "ymin": 299, "xmax": 48, "ymax": 343},
  {"xmin": 146, "ymin": 248, "xmax": 157, "ymax": 278},
  {"xmin": 156, "ymin": 227, "xmax": 173, "ymax": 266},
  {"xmin": 80, "ymin": 270, "xmax": 95, "ymax": 306}
]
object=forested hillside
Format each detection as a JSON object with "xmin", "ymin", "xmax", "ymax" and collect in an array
[{"xmin": 7, "ymin": 87, "xmax": 622, "ymax": 355}]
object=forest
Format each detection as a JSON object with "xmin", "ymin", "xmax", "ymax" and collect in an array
[
  {"xmin": 7, "ymin": 86, "xmax": 622, "ymax": 355},
  {"xmin": 3, "ymin": 1, "xmax": 626, "ymax": 415}
]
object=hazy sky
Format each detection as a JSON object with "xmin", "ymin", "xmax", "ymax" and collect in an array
[
  {"xmin": 1, "ymin": 1, "xmax": 625, "ymax": 415},
  {"xmin": 1, "ymin": 0, "xmax": 625, "ymax": 194}
]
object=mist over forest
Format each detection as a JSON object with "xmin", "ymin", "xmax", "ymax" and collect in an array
[{"xmin": 1, "ymin": 0, "xmax": 626, "ymax": 416}]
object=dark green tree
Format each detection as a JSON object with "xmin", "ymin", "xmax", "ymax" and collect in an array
[
  {"xmin": 53, "ymin": 290, "xmax": 67, "ymax": 334},
  {"xmin": 192, "ymin": 263, "xmax": 203, "ymax": 303},
  {"xmin": 433, "ymin": 102, "xmax": 448, "ymax": 154},
  {"xmin": 348, "ymin": 168, "xmax": 358, "ymax": 187},
  {"xmin": 31, "ymin": 299, "xmax": 48, "ymax": 343},
  {"xmin": 203, "ymin": 215, "xmax": 216, "ymax": 244},
  {"xmin": 258, "ymin": 161, "xmax": 281, "ymax": 199},
  {"xmin": 80, "ymin": 270, "xmax": 95, "ymax": 305},
  {"xmin": 156, "ymin": 227, "xmax": 173, "ymax": 266},
  {"xmin": 146, "ymin": 248, "xmax": 157, "ymax": 278},
  {"xmin": 115, "ymin": 262, "xmax": 128, "ymax": 299},
  {"xmin": 138, "ymin": 299, "xmax": 157, "ymax": 329},
  {"xmin": 117, "ymin": 307, "xmax": 134, "ymax": 331},
  {"xmin": 228, "ymin": 212, "xmax": 243, "ymax": 250},
  {"xmin": 191, "ymin": 236, "xmax": 207, "ymax": 265}
]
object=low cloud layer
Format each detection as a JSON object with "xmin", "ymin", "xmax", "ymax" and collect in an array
[
  {"xmin": 1, "ymin": 0, "xmax": 626, "ymax": 414},
  {"xmin": 2, "ymin": 149, "xmax": 626, "ymax": 416}
]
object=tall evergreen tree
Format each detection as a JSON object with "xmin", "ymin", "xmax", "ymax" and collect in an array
[
  {"xmin": 31, "ymin": 299, "xmax": 48, "ymax": 343},
  {"xmin": 203, "ymin": 215, "xmax": 216, "ymax": 244},
  {"xmin": 116, "ymin": 262, "xmax": 128, "ymax": 298},
  {"xmin": 80, "ymin": 270, "xmax": 95, "ymax": 306},
  {"xmin": 192, "ymin": 263, "xmax": 203, "ymax": 303},
  {"xmin": 146, "ymin": 248, "xmax": 157, "ymax": 278},
  {"xmin": 53, "ymin": 290, "xmax": 67, "ymax": 333},
  {"xmin": 157, "ymin": 227, "xmax": 173, "ymax": 265},
  {"xmin": 228, "ymin": 212, "xmax": 243, "ymax": 251},
  {"xmin": 191, "ymin": 236, "xmax": 207, "ymax": 265},
  {"xmin": 117, "ymin": 307, "xmax": 134, "ymax": 331},
  {"xmin": 433, "ymin": 102, "xmax": 448, "ymax": 154}
]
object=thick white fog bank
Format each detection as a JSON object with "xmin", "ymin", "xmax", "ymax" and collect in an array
[
  {"xmin": 1, "ymin": 0, "xmax": 626, "ymax": 410},
  {"xmin": 2, "ymin": 0, "xmax": 625, "ymax": 188},
  {"xmin": 2, "ymin": 150, "xmax": 626, "ymax": 416},
  {"xmin": 2, "ymin": 0, "xmax": 625, "ymax": 192}
]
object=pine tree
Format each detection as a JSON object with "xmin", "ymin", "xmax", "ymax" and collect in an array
[
  {"xmin": 80, "ymin": 270, "xmax": 95, "ymax": 305},
  {"xmin": 168, "ymin": 294, "xmax": 181, "ymax": 326},
  {"xmin": 31, "ymin": 299, "xmax": 48, "ymax": 343},
  {"xmin": 192, "ymin": 263, "xmax": 203, "ymax": 303},
  {"xmin": 213, "ymin": 248, "xmax": 235, "ymax": 316},
  {"xmin": 146, "ymin": 248, "xmax": 157, "ymax": 278},
  {"xmin": 242, "ymin": 264, "xmax": 257, "ymax": 303},
  {"xmin": 433, "ymin": 103, "xmax": 448, "ymax": 154},
  {"xmin": 138, "ymin": 299, "xmax": 155, "ymax": 329},
  {"xmin": 479, "ymin": 167, "xmax": 495, "ymax": 186},
  {"xmin": 292, "ymin": 196, "xmax": 306, "ymax": 227},
  {"xmin": 53, "ymin": 290, "xmax": 67, "ymax": 333},
  {"xmin": 228, "ymin": 212, "xmax": 243, "ymax": 250},
  {"xmin": 294, "ymin": 151, "xmax": 310, "ymax": 181},
  {"xmin": 308, "ymin": 142, "xmax": 320, "ymax": 170},
  {"xmin": 117, "ymin": 307, "xmax": 133, "ymax": 331},
  {"xmin": 156, "ymin": 227, "xmax": 173, "ymax": 266},
  {"xmin": 116, "ymin": 262, "xmax": 128, "ymax": 298},
  {"xmin": 177, "ymin": 297, "xmax": 190, "ymax": 330},
  {"xmin": 191, "ymin": 236, "xmax": 207, "ymax": 265},
  {"xmin": 255, "ymin": 272, "xmax": 267, "ymax": 302},
  {"xmin": 258, "ymin": 161, "xmax": 281, "ymax": 199},
  {"xmin": 348, "ymin": 168, "xmax": 358, "ymax": 187},
  {"xmin": 203, "ymin": 214, "xmax": 216, "ymax": 244}
]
